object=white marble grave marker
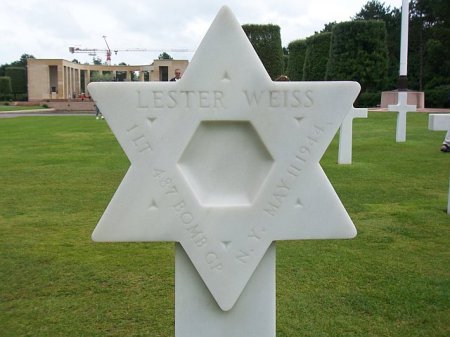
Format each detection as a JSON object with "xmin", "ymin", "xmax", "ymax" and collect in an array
[
  {"xmin": 429, "ymin": 114, "xmax": 450, "ymax": 131},
  {"xmin": 428, "ymin": 113, "xmax": 450, "ymax": 214},
  {"xmin": 388, "ymin": 91, "xmax": 416, "ymax": 142},
  {"xmin": 338, "ymin": 107, "xmax": 368, "ymax": 164},
  {"xmin": 389, "ymin": 0, "xmax": 417, "ymax": 142},
  {"xmin": 88, "ymin": 6, "xmax": 359, "ymax": 336}
]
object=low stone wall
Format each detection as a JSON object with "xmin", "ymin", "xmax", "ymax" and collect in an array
[
  {"xmin": 380, "ymin": 90, "xmax": 425, "ymax": 109},
  {"xmin": 14, "ymin": 101, "xmax": 41, "ymax": 106},
  {"xmin": 46, "ymin": 101, "xmax": 96, "ymax": 112}
]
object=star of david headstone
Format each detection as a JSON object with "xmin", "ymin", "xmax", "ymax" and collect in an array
[{"xmin": 88, "ymin": 6, "xmax": 359, "ymax": 312}]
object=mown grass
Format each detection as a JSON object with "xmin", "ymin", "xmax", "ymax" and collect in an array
[
  {"xmin": 0, "ymin": 105, "xmax": 46, "ymax": 112},
  {"xmin": 0, "ymin": 113, "xmax": 449, "ymax": 337}
]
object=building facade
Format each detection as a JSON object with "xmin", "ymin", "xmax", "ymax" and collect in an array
[{"xmin": 27, "ymin": 59, "xmax": 188, "ymax": 101}]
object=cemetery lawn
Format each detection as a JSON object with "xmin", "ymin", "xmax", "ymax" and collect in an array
[
  {"xmin": 0, "ymin": 113, "xmax": 449, "ymax": 337},
  {"xmin": 0, "ymin": 105, "xmax": 47, "ymax": 112}
]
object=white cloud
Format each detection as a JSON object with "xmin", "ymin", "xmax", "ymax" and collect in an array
[{"xmin": 1, "ymin": 0, "xmax": 402, "ymax": 65}]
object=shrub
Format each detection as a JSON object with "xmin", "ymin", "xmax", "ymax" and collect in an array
[
  {"xmin": 425, "ymin": 85, "xmax": 450, "ymax": 108},
  {"xmin": 242, "ymin": 24, "xmax": 284, "ymax": 79},
  {"xmin": 90, "ymin": 72, "xmax": 114, "ymax": 82},
  {"xmin": 354, "ymin": 92, "xmax": 381, "ymax": 108},
  {"xmin": 0, "ymin": 76, "xmax": 12, "ymax": 100},
  {"xmin": 5, "ymin": 67, "xmax": 27, "ymax": 95},
  {"xmin": 286, "ymin": 39, "xmax": 307, "ymax": 81},
  {"xmin": 326, "ymin": 20, "xmax": 388, "ymax": 92},
  {"xmin": 303, "ymin": 33, "xmax": 332, "ymax": 81},
  {"xmin": 14, "ymin": 93, "xmax": 28, "ymax": 102}
]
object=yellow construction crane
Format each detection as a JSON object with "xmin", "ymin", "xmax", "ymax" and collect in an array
[{"xmin": 69, "ymin": 36, "xmax": 193, "ymax": 64}]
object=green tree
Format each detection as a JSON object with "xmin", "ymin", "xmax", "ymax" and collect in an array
[
  {"xmin": 286, "ymin": 39, "xmax": 307, "ymax": 81},
  {"xmin": 0, "ymin": 76, "xmax": 12, "ymax": 100},
  {"xmin": 353, "ymin": 0, "xmax": 394, "ymax": 20},
  {"xmin": 282, "ymin": 47, "xmax": 289, "ymax": 73},
  {"xmin": 10, "ymin": 54, "xmax": 35, "ymax": 68},
  {"xmin": 317, "ymin": 21, "xmax": 337, "ymax": 34},
  {"xmin": 354, "ymin": 0, "xmax": 400, "ymax": 89},
  {"xmin": 242, "ymin": 24, "xmax": 284, "ymax": 79},
  {"xmin": 90, "ymin": 72, "xmax": 114, "ymax": 82},
  {"xmin": 352, "ymin": 0, "xmax": 450, "ymax": 91},
  {"xmin": 409, "ymin": 0, "xmax": 450, "ymax": 89},
  {"xmin": 158, "ymin": 52, "xmax": 173, "ymax": 60},
  {"xmin": 326, "ymin": 20, "xmax": 388, "ymax": 92},
  {"xmin": 116, "ymin": 62, "xmax": 128, "ymax": 81},
  {"xmin": 93, "ymin": 57, "xmax": 103, "ymax": 65},
  {"xmin": 303, "ymin": 33, "xmax": 332, "ymax": 81},
  {"xmin": 0, "ymin": 53, "xmax": 34, "ymax": 76},
  {"xmin": 0, "ymin": 54, "xmax": 34, "ymax": 100},
  {"xmin": 5, "ymin": 67, "xmax": 27, "ymax": 96}
]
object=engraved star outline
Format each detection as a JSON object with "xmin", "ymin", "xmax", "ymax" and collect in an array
[{"xmin": 88, "ymin": 6, "xmax": 359, "ymax": 311}]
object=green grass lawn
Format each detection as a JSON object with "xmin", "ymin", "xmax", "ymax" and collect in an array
[
  {"xmin": 0, "ymin": 113, "xmax": 449, "ymax": 337},
  {"xmin": 0, "ymin": 105, "xmax": 46, "ymax": 112}
]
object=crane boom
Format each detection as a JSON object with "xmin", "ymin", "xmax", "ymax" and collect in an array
[
  {"xmin": 114, "ymin": 48, "xmax": 192, "ymax": 53},
  {"xmin": 69, "ymin": 41, "xmax": 193, "ymax": 64},
  {"xmin": 69, "ymin": 47, "xmax": 193, "ymax": 53}
]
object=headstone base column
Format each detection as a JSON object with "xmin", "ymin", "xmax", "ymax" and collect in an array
[{"xmin": 175, "ymin": 243, "xmax": 276, "ymax": 337}]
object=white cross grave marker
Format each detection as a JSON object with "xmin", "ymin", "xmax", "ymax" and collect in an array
[
  {"xmin": 388, "ymin": 0, "xmax": 417, "ymax": 143},
  {"xmin": 428, "ymin": 113, "xmax": 450, "ymax": 215},
  {"xmin": 88, "ymin": 7, "xmax": 359, "ymax": 336},
  {"xmin": 338, "ymin": 107, "xmax": 368, "ymax": 164},
  {"xmin": 388, "ymin": 91, "xmax": 416, "ymax": 142}
]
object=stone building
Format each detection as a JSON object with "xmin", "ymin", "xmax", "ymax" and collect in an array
[{"xmin": 27, "ymin": 58, "xmax": 188, "ymax": 101}]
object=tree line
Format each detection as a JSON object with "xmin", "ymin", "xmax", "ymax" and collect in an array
[
  {"xmin": 0, "ymin": 54, "xmax": 34, "ymax": 101},
  {"xmin": 245, "ymin": 0, "xmax": 449, "ymax": 107},
  {"xmin": 1, "ymin": 1, "xmax": 449, "ymax": 106}
]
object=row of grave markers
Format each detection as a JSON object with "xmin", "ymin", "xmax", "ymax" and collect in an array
[{"xmin": 340, "ymin": 107, "xmax": 449, "ymax": 215}]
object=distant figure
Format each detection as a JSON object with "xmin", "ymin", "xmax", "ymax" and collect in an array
[
  {"xmin": 170, "ymin": 69, "xmax": 182, "ymax": 82},
  {"xmin": 441, "ymin": 94, "xmax": 450, "ymax": 152},
  {"xmin": 441, "ymin": 131, "xmax": 450, "ymax": 152},
  {"xmin": 95, "ymin": 104, "xmax": 103, "ymax": 120},
  {"xmin": 275, "ymin": 75, "xmax": 289, "ymax": 81}
]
